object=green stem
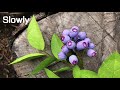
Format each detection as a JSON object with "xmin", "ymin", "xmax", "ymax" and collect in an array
[
  {"xmin": 41, "ymin": 51, "xmax": 51, "ymax": 57},
  {"xmin": 48, "ymin": 60, "xmax": 61, "ymax": 66},
  {"xmin": 75, "ymin": 50, "xmax": 84, "ymax": 69},
  {"xmin": 62, "ymin": 60, "xmax": 73, "ymax": 67},
  {"xmin": 53, "ymin": 66, "xmax": 72, "ymax": 73}
]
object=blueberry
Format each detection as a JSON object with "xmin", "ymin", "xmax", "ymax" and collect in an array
[
  {"xmin": 58, "ymin": 51, "xmax": 67, "ymax": 60},
  {"xmin": 61, "ymin": 45, "xmax": 69, "ymax": 54},
  {"xmin": 69, "ymin": 26, "xmax": 79, "ymax": 38},
  {"xmin": 76, "ymin": 41, "xmax": 87, "ymax": 50},
  {"xmin": 84, "ymin": 38, "xmax": 91, "ymax": 43},
  {"xmin": 61, "ymin": 35, "xmax": 70, "ymax": 44},
  {"xmin": 84, "ymin": 38, "xmax": 91, "ymax": 47},
  {"xmin": 67, "ymin": 40, "xmax": 76, "ymax": 49},
  {"xmin": 62, "ymin": 29, "xmax": 70, "ymax": 35},
  {"xmin": 88, "ymin": 43, "xmax": 95, "ymax": 49},
  {"xmin": 69, "ymin": 55, "xmax": 78, "ymax": 65},
  {"xmin": 87, "ymin": 49, "xmax": 97, "ymax": 57},
  {"xmin": 78, "ymin": 32, "xmax": 87, "ymax": 40}
]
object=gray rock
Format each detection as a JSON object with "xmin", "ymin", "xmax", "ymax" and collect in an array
[{"xmin": 12, "ymin": 12, "xmax": 119, "ymax": 78}]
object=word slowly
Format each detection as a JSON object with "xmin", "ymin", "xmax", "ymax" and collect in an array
[{"xmin": 3, "ymin": 16, "xmax": 30, "ymax": 25}]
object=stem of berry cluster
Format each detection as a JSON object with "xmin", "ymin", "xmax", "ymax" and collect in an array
[{"xmin": 75, "ymin": 50, "xmax": 84, "ymax": 69}]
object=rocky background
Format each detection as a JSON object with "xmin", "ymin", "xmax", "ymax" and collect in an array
[{"xmin": 0, "ymin": 12, "xmax": 120, "ymax": 78}]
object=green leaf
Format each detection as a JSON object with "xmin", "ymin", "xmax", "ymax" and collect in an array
[
  {"xmin": 53, "ymin": 66, "xmax": 71, "ymax": 73},
  {"xmin": 44, "ymin": 68, "xmax": 60, "ymax": 78},
  {"xmin": 27, "ymin": 15, "xmax": 45, "ymax": 50},
  {"xmin": 10, "ymin": 53, "xmax": 45, "ymax": 65},
  {"xmin": 73, "ymin": 65, "xmax": 81, "ymax": 78},
  {"xmin": 51, "ymin": 34, "xmax": 63, "ymax": 59},
  {"xmin": 79, "ymin": 70, "xmax": 98, "ymax": 78},
  {"xmin": 98, "ymin": 51, "xmax": 120, "ymax": 78},
  {"xmin": 73, "ymin": 65, "xmax": 98, "ymax": 78},
  {"xmin": 32, "ymin": 57, "xmax": 57, "ymax": 75}
]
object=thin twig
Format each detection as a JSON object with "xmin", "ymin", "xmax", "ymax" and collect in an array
[{"xmin": 42, "ymin": 51, "xmax": 51, "ymax": 57}]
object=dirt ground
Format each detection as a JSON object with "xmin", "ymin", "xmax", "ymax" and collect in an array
[{"xmin": 0, "ymin": 12, "xmax": 57, "ymax": 78}]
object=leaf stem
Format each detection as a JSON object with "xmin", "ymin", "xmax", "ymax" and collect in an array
[
  {"xmin": 41, "ymin": 51, "xmax": 51, "ymax": 56},
  {"xmin": 53, "ymin": 66, "xmax": 72, "ymax": 73},
  {"xmin": 47, "ymin": 60, "xmax": 60, "ymax": 67}
]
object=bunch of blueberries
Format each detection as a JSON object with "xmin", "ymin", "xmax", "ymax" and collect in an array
[{"xmin": 58, "ymin": 26, "xmax": 97, "ymax": 65}]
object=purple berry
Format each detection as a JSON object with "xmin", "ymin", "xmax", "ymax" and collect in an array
[
  {"xmin": 89, "ymin": 43, "xmax": 95, "ymax": 49},
  {"xmin": 84, "ymin": 38, "xmax": 91, "ymax": 47},
  {"xmin": 87, "ymin": 49, "xmax": 97, "ymax": 57},
  {"xmin": 76, "ymin": 41, "xmax": 88, "ymax": 50},
  {"xmin": 61, "ymin": 45, "xmax": 69, "ymax": 54},
  {"xmin": 62, "ymin": 29, "xmax": 70, "ymax": 35},
  {"xmin": 69, "ymin": 55, "xmax": 78, "ymax": 65},
  {"xmin": 69, "ymin": 26, "xmax": 79, "ymax": 38},
  {"xmin": 84, "ymin": 38, "xmax": 91, "ymax": 43},
  {"xmin": 78, "ymin": 32, "xmax": 87, "ymax": 40},
  {"xmin": 58, "ymin": 51, "xmax": 67, "ymax": 60},
  {"xmin": 61, "ymin": 35, "xmax": 70, "ymax": 44},
  {"xmin": 67, "ymin": 40, "xmax": 76, "ymax": 49}
]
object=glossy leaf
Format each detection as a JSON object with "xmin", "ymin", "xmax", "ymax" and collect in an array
[
  {"xmin": 44, "ymin": 68, "xmax": 60, "ymax": 78},
  {"xmin": 79, "ymin": 70, "xmax": 98, "ymax": 78},
  {"xmin": 10, "ymin": 53, "xmax": 45, "ymax": 65},
  {"xmin": 98, "ymin": 51, "xmax": 120, "ymax": 78},
  {"xmin": 27, "ymin": 15, "xmax": 45, "ymax": 50},
  {"xmin": 73, "ymin": 65, "xmax": 81, "ymax": 78},
  {"xmin": 32, "ymin": 57, "xmax": 57, "ymax": 75},
  {"xmin": 73, "ymin": 65, "xmax": 98, "ymax": 78},
  {"xmin": 51, "ymin": 34, "xmax": 63, "ymax": 59},
  {"xmin": 53, "ymin": 66, "xmax": 71, "ymax": 73}
]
